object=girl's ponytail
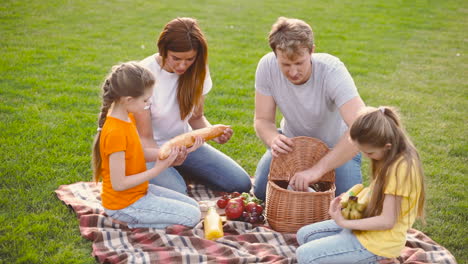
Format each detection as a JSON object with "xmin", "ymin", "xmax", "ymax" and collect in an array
[
  {"xmin": 351, "ymin": 106, "xmax": 425, "ymax": 221},
  {"xmin": 92, "ymin": 79, "xmax": 115, "ymax": 182}
]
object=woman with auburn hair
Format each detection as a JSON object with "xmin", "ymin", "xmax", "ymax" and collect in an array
[{"xmin": 135, "ymin": 17, "xmax": 252, "ymax": 195}]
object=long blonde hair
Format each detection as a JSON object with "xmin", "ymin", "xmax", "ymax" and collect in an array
[
  {"xmin": 157, "ymin": 17, "xmax": 207, "ymax": 120},
  {"xmin": 350, "ymin": 106, "xmax": 425, "ymax": 221},
  {"xmin": 91, "ymin": 62, "xmax": 155, "ymax": 182}
]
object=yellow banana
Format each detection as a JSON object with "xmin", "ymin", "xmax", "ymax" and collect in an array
[
  {"xmin": 340, "ymin": 183, "xmax": 364, "ymax": 208},
  {"xmin": 341, "ymin": 206, "xmax": 351, "ymax": 219},
  {"xmin": 349, "ymin": 209, "xmax": 363, "ymax": 220},
  {"xmin": 356, "ymin": 187, "xmax": 370, "ymax": 212}
]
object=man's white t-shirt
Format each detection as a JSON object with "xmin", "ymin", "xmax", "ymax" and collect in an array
[
  {"xmin": 140, "ymin": 53, "xmax": 212, "ymax": 145},
  {"xmin": 255, "ymin": 52, "xmax": 359, "ymax": 148}
]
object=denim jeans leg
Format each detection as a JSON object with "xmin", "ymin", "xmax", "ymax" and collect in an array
[
  {"xmin": 146, "ymin": 162, "xmax": 188, "ymax": 194},
  {"xmin": 253, "ymin": 149, "xmax": 273, "ymax": 201},
  {"xmin": 334, "ymin": 153, "xmax": 363, "ymax": 196},
  {"xmin": 296, "ymin": 220, "xmax": 342, "ymax": 245},
  {"xmin": 106, "ymin": 184, "xmax": 201, "ymax": 229},
  {"xmin": 296, "ymin": 222, "xmax": 383, "ymax": 264},
  {"xmin": 175, "ymin": 144, "xmax": 252, "ymax": 193}
]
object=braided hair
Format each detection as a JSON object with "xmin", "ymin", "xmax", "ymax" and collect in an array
[{"xmin": 92, "ymin": 62, "xmax": 155, "ymax": 182}]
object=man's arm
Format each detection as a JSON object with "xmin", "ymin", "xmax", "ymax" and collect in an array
[
  {"xmin": 254, "ymin": 91, "xmax": 293, "ymax": 155},
  {"xmin": 290, "ymin": 96, "xmax": 365, "ymax": 191},
  {"xmin": 254, "ymin": 91, "xmax": 278, "ymax": 147}
]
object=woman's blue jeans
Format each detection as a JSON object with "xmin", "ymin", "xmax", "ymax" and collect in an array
[
  {"xmin": 296, "ymin": 220, "xmax": 385, "ymax": 263},
  {"xmin": 104, "ymin": 184, "xmax": 201, "ymax": 229},
  {"xmin": 147, "ymin": 143, "xmax": 252, "ymax": 194},
  {"xmin": 253, "ymin": 148, "xmax": 362, "ymax": 201}
]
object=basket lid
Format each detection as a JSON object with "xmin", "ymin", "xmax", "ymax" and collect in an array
[{"xmin": 268, "ymin": 137, "xmax": 335, "ymax": 183}]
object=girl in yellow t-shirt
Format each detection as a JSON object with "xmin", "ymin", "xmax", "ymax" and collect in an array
[
  {"xmin": 296, "ymin": 106, "xmax": 426, "ymax": 263},
  {"xmin": 91, "ymin": 62, "xmax": 203, "ymax": 229}
]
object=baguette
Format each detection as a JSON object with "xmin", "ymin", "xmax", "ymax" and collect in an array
[{"xmin": 158, "ymin": 125, "xmax": 230, "ymax": 160}]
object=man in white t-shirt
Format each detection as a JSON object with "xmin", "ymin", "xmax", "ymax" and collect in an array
[{"xmin": 253, "ymin": 17, "xmax": 365, "ymax": 201}]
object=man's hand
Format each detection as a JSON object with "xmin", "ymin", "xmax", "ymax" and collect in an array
[
  {"xmin": 289, "ymin": 168, "xmax": 323, "ymax": 192},
  {"xmin": 270, "ymin": 134, "xmax": 294, "ymax": 157}
]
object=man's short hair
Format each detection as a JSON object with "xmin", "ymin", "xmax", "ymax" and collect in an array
[{"xmin": 268, "ymin": 17, "xmax": 314, "ymax": 58}]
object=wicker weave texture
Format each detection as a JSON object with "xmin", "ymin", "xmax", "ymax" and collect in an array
[{"xmin": 265, "ymin": 137, "xmax": 336, "ymax": 233}]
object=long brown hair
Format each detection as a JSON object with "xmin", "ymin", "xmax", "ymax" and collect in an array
[
  {"xmin": 157, "ymin": 17, "xmax": 208, "ymax": 120},
  {"xmin": 350, "ymin": 106, "xmax": 425, "ymax": 222},
  {"xmin": 92, "ymin": 62, "xmax": 155, "ymax": 182}
]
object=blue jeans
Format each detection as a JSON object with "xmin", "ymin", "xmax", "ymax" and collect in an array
[
  {"xmin": 104, "ymin": 184, "xmax": 201, "ymax": 229},
  {"xmin": 296, "ymin": 220, "xmax": 385, "ymax": 263},
  {"xmin": 253, "ymin": 149, "xmax": 362, "ymax": 201},
  {"xmin": 147, "ymin": 143, "xmax": 252, "ymax": 194}
]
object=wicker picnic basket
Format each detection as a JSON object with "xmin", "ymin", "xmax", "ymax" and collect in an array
[{"xmin": 265, "ymin": 137, "xmax": 336, "ymax": 233}]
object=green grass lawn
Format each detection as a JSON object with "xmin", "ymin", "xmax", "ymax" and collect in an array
[{"xmin": 1, "ymin": 0, "xmax": 466, "ymax": 263}]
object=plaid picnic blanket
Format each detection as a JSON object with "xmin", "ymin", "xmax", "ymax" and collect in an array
[{"xmin": 55, "ymin": 182, "xmax": 457, "ymax": 264}]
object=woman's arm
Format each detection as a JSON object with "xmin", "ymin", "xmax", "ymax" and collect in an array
[
  {"xmin": 188, "ymin": 96, "xmax": 233, "ymax": 144},
  {"xmin": 188, "ymin": 96, "xmax": 211, "ymax": 129},
  {"xmin": 329, "ymin": 194, "xmax": 402, "ymax": 230},
  {"xmin": 108, "ymin": 148, "xmax": 179, "ymax": 191},
  {"xmin": 133, "ymin": 110, "xmax": 157, "ymax": 148}
]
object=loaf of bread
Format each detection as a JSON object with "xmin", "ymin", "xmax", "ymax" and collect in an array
[{"xmin": 158, "ymin": 125, "xmax": 230, "ymax": 160}]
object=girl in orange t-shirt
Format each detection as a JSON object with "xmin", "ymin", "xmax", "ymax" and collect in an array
[{"xmin": 91, "ymin": 62, "xmax": 202, "ymax": 228}]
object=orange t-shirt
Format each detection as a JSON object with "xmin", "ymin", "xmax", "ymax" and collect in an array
[{"xmin": 99, "ymin": 114, "xmax": 148, "ymax": 210}]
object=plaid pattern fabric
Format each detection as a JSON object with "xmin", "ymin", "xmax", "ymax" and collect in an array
[{"xmin": 55, "ymin": 182, "xmax": 457, "ymax": 264}]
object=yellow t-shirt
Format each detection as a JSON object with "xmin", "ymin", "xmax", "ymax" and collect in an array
[
  {"xmin": 355, "ymin": 158, "xmax": 422, "ymax": 258},
  {"xmin": 99, "ymin": 114, "xmax": 148, "ymax": 210}
]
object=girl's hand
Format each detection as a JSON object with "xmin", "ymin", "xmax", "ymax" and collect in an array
[
  {"xmin": 187, "ymin": 136, "xmax": 204, "ymax": 153},
  {"xmin": 270, "ymin": 134, "xmax": 293, "ymax": 157},
  {"xmin": 213, "ymin": 126, "xmax": 233, "ymax": 144},
  {"xmin": 157, "ymin": 146, "xmax": 180, "ymax": 168},
  {"xmin": 171, "ymin": 137, "xmax": 204, "ymax": 166},
  {"xmin": 329, "ymin": 196, "xmax": 346, "ymax": 226}
]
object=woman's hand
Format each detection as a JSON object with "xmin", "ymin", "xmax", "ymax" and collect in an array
[
  {"xmin": 212, "ymin": 125, "xmax": 233, "ymax": 144},
  {"xmin": 270, "ymin": 134, "xmax": 293, "ymax": 157}
]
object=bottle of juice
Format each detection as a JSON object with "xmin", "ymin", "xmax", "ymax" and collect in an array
[{"xmin": 204, "ymin": 207, "xmax": 224, "ymax": 240}]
